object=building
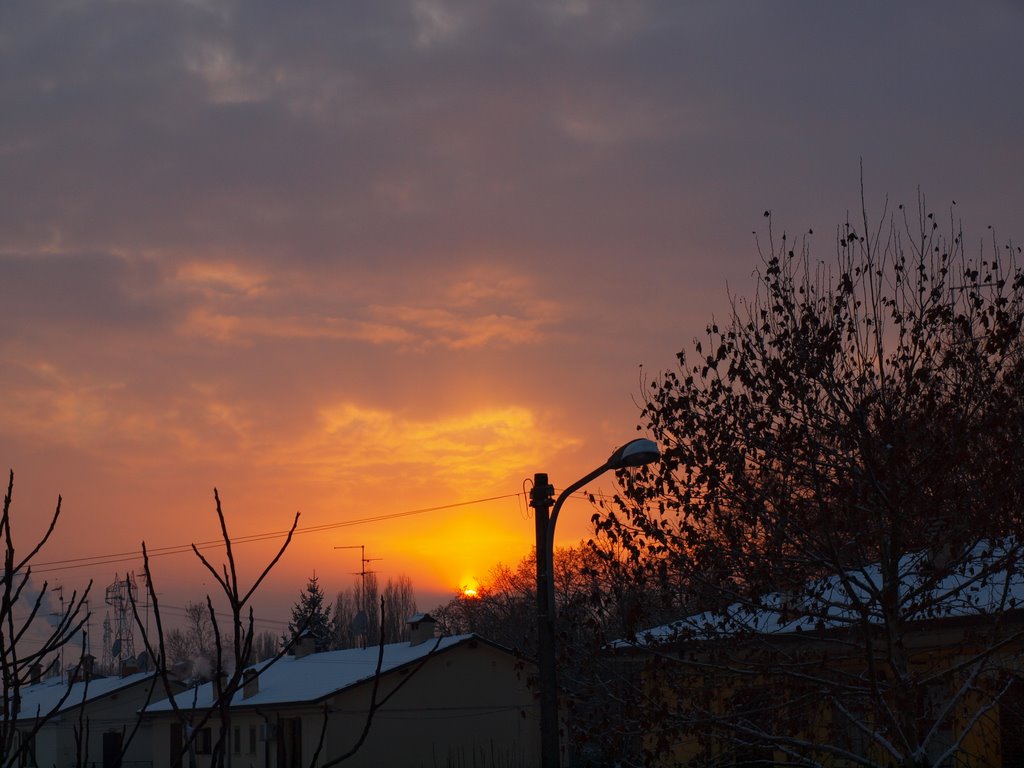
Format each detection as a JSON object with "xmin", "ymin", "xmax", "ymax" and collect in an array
[
  {"xmin": 611, "ymin": 542, "xmax": 1024, "ymax": 767},
  {"xmin": 12, "ymin": 658, "xmax": 181, "ymax": 768},
  {"xmin": 144, "ymin": 615, "xmax": 542, "ymax": 767}
]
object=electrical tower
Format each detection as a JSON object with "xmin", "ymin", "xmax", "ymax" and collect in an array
[
  {"xmin": 104, "ymin": 572, "xmax": 138, "ymax": 665},
  {"xmin": 101, "ymin": 613, "xmax": 113, "ymax": 675}
]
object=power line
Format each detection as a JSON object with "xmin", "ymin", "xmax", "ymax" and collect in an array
[{"xmin": 31, "ymin": 492, "xmax": 526, "ymax": 576}]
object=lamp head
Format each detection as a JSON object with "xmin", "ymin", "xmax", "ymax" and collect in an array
[{"xmin": 606, "ymin": 438, "xmax": 660, "ymax": 470}]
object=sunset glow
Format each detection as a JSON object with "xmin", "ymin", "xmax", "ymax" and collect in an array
[{"xmin": 1, "ymin": 4, "xmax": 1021, "ymax": 631}]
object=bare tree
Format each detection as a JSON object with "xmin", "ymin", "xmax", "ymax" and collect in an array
[
  {"xmin": 601, "ymin": 190, "xmax": 1024, "ymax": 766},
  {"xmin": 249, "ymin": 629, "xmax": 278, "ymax": 663},
  {"xmin": 308, "ymin": 596, "xmax": 443, "ymax": 768},
  {"xmin": 332, "ymin": 572, "xmax": 380, "ymax": 648},
  {"xmin": 0, "ymin": 471, "xmax": 91, "ymax": 768},
  {"xmin": 132, "ymin": 489, "xmax": 300, "ymax": 768},
  {"xmin": 164, "ymin": 601, "xmax": 215, "ymax": 671},
  {"xmin": 381, "ymin": 575, "xmax": 417, "ymax": 643}
]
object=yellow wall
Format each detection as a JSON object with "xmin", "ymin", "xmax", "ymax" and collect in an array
[{"xmin": 147, "ymin": 640, "xmax": 542, "ymax": 768}]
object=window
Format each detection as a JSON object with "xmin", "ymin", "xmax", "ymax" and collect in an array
[
  {"xmin": 249, "ymin": 725, "xmax": 257, "ymax": 755},
  {"xmin": 728, "ymin": 688, "xmax": 775, "ymax": 766},
  {"xmin": 170, "ymin": 723, "xmax": 184, "ymax": 768},
  {"xmin": 276, "ymin": 718, "xmax": 302, "ymax": 768},
  {"xmin": 1001, "ymin": 678, "xmax": 1024, "ymax": 765},
  {"xmin": 194, "ymin": 727, "xmax": 212, "ymax": 755},
  {"xmin": 16, "ymin": 731, "xmax": 36, "ymax": 768},
  {"xmin": 234, "ymin": 725, "xmax": 241, "ymax": 755},
  {"xmin": 102, "ymin": 731, "xmax": 123, "ymax": 768}
]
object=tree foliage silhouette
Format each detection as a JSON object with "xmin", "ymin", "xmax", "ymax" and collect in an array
[{"xmin": 600, "ymin": 189, "xmax": 1024, "ymax": 766}]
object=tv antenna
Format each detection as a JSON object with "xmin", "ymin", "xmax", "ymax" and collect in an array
[
  {"xmin": 335, "ymin": 545, "xmax": 382, "ymax": 647},
  {"xmin": 334, "ymin": 545, "xmax": 382, "ymax": 609}
]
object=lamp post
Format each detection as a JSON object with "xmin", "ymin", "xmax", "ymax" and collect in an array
[{"xmin": 530, "ymin": 438, "xmax": 660, "ymax": 767}]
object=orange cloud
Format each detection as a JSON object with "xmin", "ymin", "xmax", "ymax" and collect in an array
[
  {"xmin": 179, "ymin": 307, "xmax": 415, "ymax": 346},
  {"xmin": 175, "ymin": 261, "xmax": 269, "ymax": 298},
  {"xmin": 175, "ymin": 264, "xmax": 560, "ymax": 350},
  {"xmin": 284, "ymin": 402, "xmax": 578, "ymax": 493}
]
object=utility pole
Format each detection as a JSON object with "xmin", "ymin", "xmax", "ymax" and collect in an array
[
  {"xmin": 530, "ymin": 474, "xmax": 560, "ymax": 768},
  {"xmin": 530, "ymin": 439, "xmax": 661, "ymax": 768}
]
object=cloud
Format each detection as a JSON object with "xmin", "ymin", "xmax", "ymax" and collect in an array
[
  {"xmin": 1, "ymin": 0, "xmax": 1022, "ymax": 604},
  {"xmin": 287, "ymin": 401, "xmax": 578, "ymax": 492},
  {"xmin": 173, "ymin": 263, "xmax": 560, "ymax": 350},
  {"xmin": 175, "ymin": 260, "xmax": 269, "ymax": 298},
  {"xmin": 179, "ymin": 308, "xmax": 415, "ymax": 347},
  {"xmin": 0, "ymin": 251, "xmax": 168, "ymax": 336}
]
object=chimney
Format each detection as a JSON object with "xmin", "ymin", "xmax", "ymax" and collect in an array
[
  {"xmin": 29, "ymin": 663, "xmax": 42, "ymax": 686},
  {"xmin": 243, "ymin": 669, "xmax": 259, "ymax": 699},
  {"xmin": 406, "ymin": 613, "xmax": 437, "ymax": 646},
  {"xmin": 295, "ymin": 631, "xmax": 316, "ymax": 659}
]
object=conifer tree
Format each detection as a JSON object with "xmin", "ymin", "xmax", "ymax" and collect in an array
[{"xmin": 285, "ymin": 574, "xmax": 334, "ymax": 652}]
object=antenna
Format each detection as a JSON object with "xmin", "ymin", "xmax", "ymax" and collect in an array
[
  {"xmin": 334, "ymin": 545, "xmax": 382, "ymax": 610},
  {"xmin": 51, "ymin": 584, "xmax": 65, "ymax": 673},
  {"xmin": 335, "ymin": 545, "xmax": 382, "ymax": 648}
]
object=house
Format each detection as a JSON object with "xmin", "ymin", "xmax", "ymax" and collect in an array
[
  {"xmin": 143, "ymin": 615, "xmax": 542, "ymax": 767},
  {"xmin": 12, "ymin": 657, "xmax": 181, "ymax": 768},
  {"xmin": 611, "ymin": 542, "xmax": 1024, "ymax": 767}
]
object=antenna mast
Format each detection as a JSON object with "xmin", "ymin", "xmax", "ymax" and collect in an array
[
  {"xmin": 334, "ymin": 545, "xmax": 382, "ymax": 612},
  {"xmin": 334, "ymin": 545, "xmax": 382, "ymax": 648}
]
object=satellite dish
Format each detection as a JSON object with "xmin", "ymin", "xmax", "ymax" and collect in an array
[
  {"xmin": 350, "ymin": 610, "xmax": 368, "ymax": 637},
  {"xmin": 137, "ymin": 651, "xmax": 151, "ymax": 671},
  {"xmin": 111, "ymin": 640, "xmax": 121, "ymax": 658}
]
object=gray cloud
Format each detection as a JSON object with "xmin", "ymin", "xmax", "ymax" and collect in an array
[{"xmin": 1, "ymin": 0, "xmax": 1022, "ymax": 604}]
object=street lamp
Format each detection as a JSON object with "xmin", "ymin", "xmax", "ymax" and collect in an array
[{"xmin": 530, "ymin": 438, "xmax": 660, "ymax": 767}]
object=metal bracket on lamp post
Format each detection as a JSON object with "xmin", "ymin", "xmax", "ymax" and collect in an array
[{"xmin": 530, "ymin": 438, "xmax": 659, "ymax": 767}]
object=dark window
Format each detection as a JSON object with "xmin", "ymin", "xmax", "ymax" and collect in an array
[
  {"xmin": 195, "ymin": 727, "xmax": 212, "ymax": 755},
  {"xmin": 276, "ymin": 718, "xmax": 302, "ymax": 768},
  {"xmin": 16, "ymin": 731, "xmax": 36, "ymax": 768},
  {"xmin": 102, "ymin": 731, "xmax": 123, "ymax": 768},
  {"xmin": 730, "ymin": 688, "xmax": 774, "ymax": 766},
  {"xmin": 1001, "ymin": 678, "xmax": 1024, "ymax": 766},
  {"xmin": 169, "ymin": 723, "xmax": 184, "ymax": 768}
]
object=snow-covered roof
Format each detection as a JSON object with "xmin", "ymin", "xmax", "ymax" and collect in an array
[
  {"xmin": 13, "ymin": 671, "xmax": 159, "ymax": 721},
  {"xmin": 146, "ymin": 634, "xmax": 481, "ymax": 712},
  {"xmin": 614, "ymin": 540, "xmax": 1024, "ymax": 649}
]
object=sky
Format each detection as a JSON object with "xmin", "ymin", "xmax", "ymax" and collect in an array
[{"xmin": 2, "ymin": 1, "xmax": 1023, "ymax": 643}]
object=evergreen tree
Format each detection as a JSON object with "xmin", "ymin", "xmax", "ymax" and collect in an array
[{"xmin": 285, "ymin": 574, "xmax": 334, "ymax": 652}]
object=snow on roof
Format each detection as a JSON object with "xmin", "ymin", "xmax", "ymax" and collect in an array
[
  {"xmin": 13, "ymin": 671, "xmax": 159, "ymax": 721},
  {"xmin": 145, "ymin": 634, "xmax": 478, "ymax": 712},
  {"xmin": 614, "ymin": 540, "xmax": 1024, "ymax": 649}
]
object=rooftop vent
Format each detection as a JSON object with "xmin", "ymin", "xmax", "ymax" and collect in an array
[
  {"xmin": 294, "ymin": 631, "xmax": 316, "ymax": 659},
  {"xmin": 407, "ymin": 613, "xmax": 437, "ymax": 646},
  {"xmin": 243, "ymin": 668, "xmax": 259, "ymax": 699}
]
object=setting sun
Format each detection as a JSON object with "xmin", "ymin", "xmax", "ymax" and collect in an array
[{"xmin": 461, "ymin": 578, "xmax": 480, "ymax": 599}]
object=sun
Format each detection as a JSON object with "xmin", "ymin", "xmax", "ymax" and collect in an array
[{"xmin": 460, "ymin": 578, "xmax": 480, "ymax": 599}]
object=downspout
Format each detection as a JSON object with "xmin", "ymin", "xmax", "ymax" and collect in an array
[{"xmin": 254, "ymin": 707, "xmax": 272, "ymax": 768}]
